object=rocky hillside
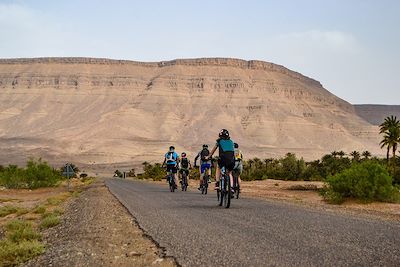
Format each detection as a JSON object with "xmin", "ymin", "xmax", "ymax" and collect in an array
[
  {"xmin": 0, "ymin": 57, "xmax": 381, "ymax": 171},
  {"xmin": 354, "ymin": 105, "xmax": 400, "ymax": 126}
]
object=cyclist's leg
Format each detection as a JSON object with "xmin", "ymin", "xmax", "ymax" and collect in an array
[
  {"xmin": 207, "ymin": 165, "xmax": 211, "ymax": 182},
  {"xmin": 200, "ymin": 164, "xmax": 206, "ymax": 188},
  {"xmin": 238, "ymin": 162, "xmax": 243, "ymax": 184},
  {"xmin": 199, "ymin": 165, "xmax": 201, "ymax": 190}
]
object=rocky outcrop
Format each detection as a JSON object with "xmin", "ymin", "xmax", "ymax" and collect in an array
[{"xmin": 0, "ymin": 57, "xmax": 381, "ymax": 169}]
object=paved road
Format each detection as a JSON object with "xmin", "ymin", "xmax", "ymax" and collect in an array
[{"xmin": 106, "ymin": 179, "xmax": 400, "ymax": 266}]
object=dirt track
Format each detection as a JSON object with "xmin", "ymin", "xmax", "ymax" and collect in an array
[{"xmin": 25, "ymin": 181, "xmax": 175, "ymax": 267}]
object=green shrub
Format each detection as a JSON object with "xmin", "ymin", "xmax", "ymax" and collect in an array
[
  {"xmin": 0, "ymin": 219, "xmax": 44, "ymax": 266},
  {"xmin": 0, "ymin": 239, "xmax": 44, "ymax": 266},
  {"xmin": 140, "ymin": 163, "xmax": 165, "ymax": 181},
  {"xmin": 39, "ymin": 213, "xmax": 60, "ymax": 229},
  {"xmin": 33, "ymin": 205, "xmax": 47, "ymax": 214},
  {"xmin": 5, "ymin": 220, "xmax": 41, "ymax": 243},
  {"xmin": 0, "ymin": 206, "xmax": 19, "ymax": 217},
  {"xmin": 0, "ymin": 158, "xmax": 63, "ymax": 189},
  {"xmin": 325, "ymin": 161, "xmax": 394, "ymax": 202}
]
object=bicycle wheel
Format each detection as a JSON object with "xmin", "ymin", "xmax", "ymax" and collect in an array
[
  {"xmin": 181, "ymin": 173, "xmax": 186, "ymax": 191},
  {"xmin": 233, "ymin": 170, "xmax": 240, "ymax": 199},
  {"xmin": 203, "ymin": 175, "xmax": 209, "ymax": 195},
  {"xmin": 223, "ymin": 175, "xmax": 231, "ymax": 208},
  {"xmin": 219, "ymin": 179, "xmax": 224, "ymax": 206},
  {"xmin": 170, "ymin": 177, "xmax": 175, "ymax": 192}
]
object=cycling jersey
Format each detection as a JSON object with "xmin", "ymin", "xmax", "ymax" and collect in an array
[
  {"xmin": 165, "ymin": 151, "xmax": 179, "ymax": 165},
  {"xmin": 216, "ymin": 138, "xmax": 235, "ymax": 171}
]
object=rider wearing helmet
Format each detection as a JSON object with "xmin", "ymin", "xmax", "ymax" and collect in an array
[
  {"xmin": 206, "ymin": 129, "xmax": 235, "ymax": 192},
  {"xmin": 178, "ymin": 152, "xmax": 191, "ymax": 187},
  {"xmin": 162, "ymin": 146, "xmax": 179, "ymax": 188},
  {"xmin": 194, "ymin": 144, "xmax": 212, "ymax": 190}
]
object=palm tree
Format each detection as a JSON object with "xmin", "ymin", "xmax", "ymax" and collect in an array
[
  {"xmin": 264, "ymin": 158, "xmax": 273, "ymax": 170},
  {"xmin": 379, "ymin": 115, "xmax": 400, "ymax": 163},
  {"xmin": 337, "ymin": 151, "xmax": 346, "ymax": 158},
  {"xmin": 349, "ymin": 151, "xmax": 360, "ymax": 162},
  {"xmin": 380, "ymin": 126, "xmax": 400, "ymax": 173},
  {"xmin": 361, "ymin": 151, "xmax": 371, "ymax": 160}
]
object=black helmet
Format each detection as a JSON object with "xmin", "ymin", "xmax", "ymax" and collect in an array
[
  {"xmin": 234, "ymin": 143, "xmax": 239, "ymax": 148},
  {"xmin": 169, "ymin": 146, "xmax": 175, "ymax": 151},
  {"xmin": 181, "ymin": 152, "xmax": 187, "ymax": 158},
  {"xmin": 202, "ymin": 144, "xmax": 208, "ymax": 148},
  {"xmin": 219, "ymin": 129, "xmax": 230, "ymax": 139}
]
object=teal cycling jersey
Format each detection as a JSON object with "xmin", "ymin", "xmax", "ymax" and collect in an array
[{"xmin": 216, "ymin": 138, "xmax": 234, "ymax": 153}]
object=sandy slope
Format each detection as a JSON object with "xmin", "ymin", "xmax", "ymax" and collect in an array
[{"xmin": 0, "ymin": 57, "xmax": 381, "ymax": 170}]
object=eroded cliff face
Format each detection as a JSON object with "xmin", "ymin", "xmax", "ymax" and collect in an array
[{"xmin": 0, "ymin": 57, "xmax": 380, "ymax": 169}]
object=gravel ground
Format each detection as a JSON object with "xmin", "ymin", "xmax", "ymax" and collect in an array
[{"xmin": 25, "ymin": 181, "xmax": 176, "ymax": 267}]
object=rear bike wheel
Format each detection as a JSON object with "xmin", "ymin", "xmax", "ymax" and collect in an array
[
  {"xmin": 219, "ymin": 179, "xmax": 224, "ymax": 206},
  {"xmin": 203, "ymin": 174, "xmax": 209, "ymax": 195},
  {"xmin": 233, "ymin": 169, "xmax": 240, "ymax": 199},
  {"xmin": 181, "ymin": 172, "xmax": 187, "ymax": 191},
  {"xmin": 223, "ymin": 174, "xmax": 231, "ymax": 208},
  {"xmin": 170, "ymin": 176, "xmax": 175, "ymax": 192}
]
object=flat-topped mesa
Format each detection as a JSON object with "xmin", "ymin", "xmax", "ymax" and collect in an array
[{"xmin": 0, "ymin": 57, "xmax": 322, "ymax": 87}]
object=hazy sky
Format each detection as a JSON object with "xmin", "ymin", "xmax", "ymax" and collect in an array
[{"xmin": 0, "ymin": 0, "xmax": 399, "ymax": 104}]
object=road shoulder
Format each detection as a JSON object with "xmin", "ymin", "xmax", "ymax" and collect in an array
[{"xmin": 24, "ymin": 180, "xmax": 176, "ymax": 267}]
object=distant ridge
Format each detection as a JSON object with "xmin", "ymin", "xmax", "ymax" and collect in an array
[
  {"xmin": 0, "ymin": 57, "xmax": 321, "ymax": 87},
  {"xmin": 354, "ymin": 104, "xmax": 400, "ymax": 125}
]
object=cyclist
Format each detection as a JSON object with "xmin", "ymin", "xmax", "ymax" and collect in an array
[
  {"xmin": 233, "ymin": 142, "xmax": 243, "ymax": 190},
  {"xmin": 162, "ymin": 146, "xmax": 179, "ymax": 189},
  {"xmin": 178, "ymin": 152, "xmax": 191, "ymax": 187},
  {"xmin": 205, "ymin": 129, "xmax": 235, "ymax": 194},
  {"xmin": 194, "ymin": 144, "xmax": 212, "ymax": 190}
]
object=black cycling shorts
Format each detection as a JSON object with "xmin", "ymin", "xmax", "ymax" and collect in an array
[
  {"xmin": 179, "ymin": 169, "xmax": 189, "ymax": 175},
  {"xmin": 218, "ymin": 152, "xmax": 235, "ymax": 171},
  {"xmin": 166, "ymin": 165, "xmax": 177, "ymax": 174}
]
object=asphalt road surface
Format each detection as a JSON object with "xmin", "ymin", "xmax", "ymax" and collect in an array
[{"xmin": 106, "ymin": 179, "xmax": 400, "ymax": 266}]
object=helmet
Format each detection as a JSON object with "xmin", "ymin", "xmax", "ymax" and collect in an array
[
  {"xmin": 234, "ymin": 143, "xmax": 239, "ymax": 148},
  {"xmin": 169, "ymin": 146, "xmax": 175, "ymax": 152},
  {"xmin": 219, "ymin": 129, "xmax": 230, "ymax": 139},
  {"xmin": 181, "ymin": 152, "xmax": 187, "ymax": 158},
  {"xmin": 202, "ymin": 144, "xmax": 208, "ymax": 148}
]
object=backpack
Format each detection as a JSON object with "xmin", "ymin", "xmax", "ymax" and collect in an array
[
  {"xmin": 166, "ymin": 152, "xmax": 175, "ymax": 163},
  {"xmin": 234, "ymin": 149, "xmax": 243, "ymax": 161},
  {"xmin": 200, "ymin": 148, "xmax": 210, "ymax": 161},
  {"xmin": 181, "ymin": 158, "xmax": 189, "ymax": 168}
]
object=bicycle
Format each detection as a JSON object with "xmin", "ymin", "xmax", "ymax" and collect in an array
[
  {"xmin": 180, "ymin": 170, "xmax": 188, "ymax": 191},
  {"xmin": 232, "ymin": 168, "xmax": 240, "ymax": 199},
  {"xmin": 200, "ymin": 168, "xmax": 210, "ymax": 195},
  {"xmin": 217, "ymin": 166, "xmax": 231, "ymax": 208},
  {"xmin": 166, "ymin": 169, "xmax": 176, "ymax": 192}
]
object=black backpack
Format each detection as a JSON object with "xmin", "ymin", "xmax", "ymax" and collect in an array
[
  {"xmin": 181, "ymin": 158, "xmax": 189, "ymax": 168},
  {"xmin": 200, "ymin": 148, "xmax": 210, "ymax": 161}
]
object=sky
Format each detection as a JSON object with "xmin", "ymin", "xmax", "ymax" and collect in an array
[{"xmin": 0, "ymin": 0, "xmax": 399, "ymax": 104}]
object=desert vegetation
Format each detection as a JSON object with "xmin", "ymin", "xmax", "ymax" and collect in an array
[{"xmin": 0, "ymin": 159, "xmax": 64, "ymax": 189}]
